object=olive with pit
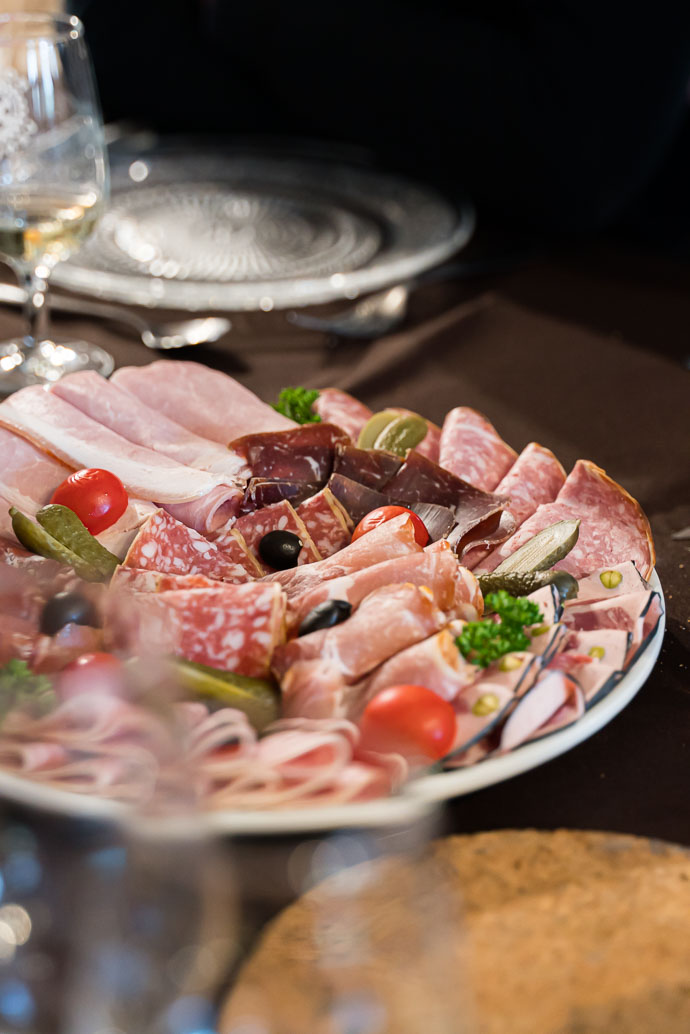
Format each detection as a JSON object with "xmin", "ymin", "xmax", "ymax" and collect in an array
[
  {"xmin": 298, "ymin": 599, "xmax": 352, "ymax": 637},
  {"xmin": 258, "ymin": 530, "xmax": 303, "ymax": 570},
  {"xmin": 40, "ymin": 591, "xmax": 100, "ymax": 636}
]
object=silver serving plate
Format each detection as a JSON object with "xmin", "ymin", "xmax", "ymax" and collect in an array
[{"xmin": 52, "ymin": 150, "xmax": 475, "ymax": 311}]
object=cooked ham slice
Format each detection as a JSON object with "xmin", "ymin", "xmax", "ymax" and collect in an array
[
  {"xmin": 439, "ymin": 407, "xmax": 518, "ymax": 491},
  {"xmin": 111, "ymin": 360, "xmax": 295, "ymax": 443},
  {"xmin": 0, "ymin": 426, "xmax": 71, "ymax": 516}
]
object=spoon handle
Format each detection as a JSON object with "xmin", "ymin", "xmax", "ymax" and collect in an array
[{"xmin": 0, "ymin": 282, "xmax": 149, "ymax": 334}]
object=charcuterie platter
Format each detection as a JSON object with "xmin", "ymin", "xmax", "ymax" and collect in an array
[{"xmin": 0, "ymin": 362, "xmax": 664, "ymax": 831}]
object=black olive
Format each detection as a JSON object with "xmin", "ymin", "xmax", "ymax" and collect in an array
[
  {"xmin": 258, "ymin": 530, "xmax": 303, "ymax": 570},
  {"xmin": 298, "ymin": 599, "xmax": 352, "ymax": 637},
  {"xmin": 40, "ymin": 591, "xmax": 100, "ymax": 636},
  {"xmin": 549, "ymin": 571, "xmax": 579, "ymax": 603}
]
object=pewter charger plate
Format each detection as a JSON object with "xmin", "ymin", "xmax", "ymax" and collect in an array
[{"xmin": 51, "ymin": 152, "xmax": 474, "ymax": 311}]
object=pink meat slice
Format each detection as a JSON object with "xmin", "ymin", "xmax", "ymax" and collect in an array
[
  {"xmin": 563, "ymin": 589, "xmax": 661, "ymax": 655},
  {"xmin": 123, "ymin": 510, "xmax": 252, "ymax": 583},
  {"xmin": 499, "ymin": 670, "xmax": 580, "ymax": 751},
  {"xmin": 439, "ymin": 406, "xmax": 518, "ymax": 491},
  {"xmin": 120, "ymin": 582, "xmax": 286, "ymax": 677},
  {"xmin": 51, "ymin": 372, "xmax": 248, "ymax": 480},
  {"xmin": 478, "ymin": 460, "xmax": 656, "ymax": 579},
  {"xmin": 312, "ymin": 388, "xmax": 372, "ymax": 440},
  {"xmin": 296, "ymin": 487, "xmax": 353, "ymax": 560},
  {"xmin": 264, "ymin": 512, "xmax": 423, "ymax": 600},
  {"xmin": 0, "ymin": 426, "xmax": 71, "ymax": 516},
  {"xmin": 549, "ymin": 651, "xmax": 620, "ymax": 704},
  {"xmin": 231, "ymin": 500, "xmax": 321, "ymax": 570},
  {"xmin": 463, "ymin": 443, "xmax": 565, "ymax": 568},
  {"xmin": 565, "ymin": 561, "xmax": 648, "ymax": 605},
  {"xmin": 275, "ymin": 582, "xmax": 446, "ymax": 688},
  {"xmin": 111, "ymin": 360, "xmax": 295, "ymax": 443},
  {"xmin": 364, "ymin": 627, "xmax": 478, "ymax": 703},
  {"xmin": 284, "ymin": 545, "xmax": 481, "ymax": 636},
  {"xmin": 562, "ymin": 628, "xmax": 631, "ymax": 669}
]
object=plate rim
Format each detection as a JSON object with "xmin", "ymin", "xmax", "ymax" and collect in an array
[{"xmin": 0, "ymin": 574, "xmax": 665, "ymax": 836}]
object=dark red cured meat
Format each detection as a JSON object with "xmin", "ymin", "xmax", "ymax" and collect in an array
[
  {"xmin": 453, "ymin": 508, "xmax": 517, "ymax": 558},
  {"xmin": 327, "ymin": 474, "xmax": 389, "ymax": 524},
  {"xmin": 439, "ymin": 407, "xmax": 518, "ymax": 491},
  {"xmin": 120, "ymin": 582, "xmax": 287, "ymax": 677},
  {"xmin": 295, "ymin": 487, "xmax": 353, "ymax": 560},
  {"xmin": 479, "ymin": 460, "xmax": 656, "ymax": 579},
  {"xmin": 463, "ymin": 443, "xmax": 565, "ymax": 569},
  {"xmin": 240, "ymin": 479, "xmax": 321, "ymax": 513},
  {"xmin": 312, "ymin": 388, "xmax": 372, "ymax": 441},
  {"xmin": 123, "ymin": 510, "xmax": 251, "ymax": 583},
  {"xmin": 333, "ymin": 444, "xmax": 402, "ymax": 490},
  {"xmin": 232, "ymin": 500, "xmax": 322, "ymax": 569},
  {"xmin": 231, "ymin": 423, "xmax": 350, "ymax": 483}
]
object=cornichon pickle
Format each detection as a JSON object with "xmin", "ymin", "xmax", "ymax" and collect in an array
[
  {"xmin": 173, "ymin": 658, "xmax": 280, "ymax": 732},
  {"xmin": 357, "ymin": 410, "xmax": 402, "ymax": 449},
  {"xmin": 373, "ymin": 413, "xmax": 428, "ymax": 455},
  {"xmin": 478, "ymin": 569, "xmax": 579, "ymax": 602},
  {"xmin": 492, "ymin": 520, "xmax": 581, "ymax": 576},
  {"xmin": 10, "ymin": 508, "xmax": 104, "ymax": 582},
  {"xmin": 36, "ymin": 504, "xmax": 119, "ymax": 579}
]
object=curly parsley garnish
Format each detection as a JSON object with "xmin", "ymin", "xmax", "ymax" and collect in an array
[
  {"xmin": 0, "ymin": 660, "xmax": 56, "ymax": 721},
  {"xmin": 272, "ymin": 387, "xmax": 322, "ymax": 424},
  {"xmin": 457, "ymin": 591, "xmax": 542, "ymax": 667}
]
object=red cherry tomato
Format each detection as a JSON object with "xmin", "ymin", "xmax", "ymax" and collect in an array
[
  {"xmin": 358, "ymin": 684, "xmax": 456, "ymax": 764},
  {"xmin": 351, "ymin": 506, "xmax": 429, "ymax": 547},
  {"xmin": 51, "ymin": 468, "xmax": 128, "ymax": 535},
  {"xmin": 59, "ymin": 652, "xmax": 125, "ymax": 699}
]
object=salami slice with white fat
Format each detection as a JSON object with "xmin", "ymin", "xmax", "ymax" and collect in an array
[
  {"xmin": 110, "ymin": 567, "xmax": 224, "ymax": 594},
  {"xmin": 230, "ymin": 500, "xmax": 321, "ymax": 570},
  {"xmin": 296, "ymin": 487, "xmax": 353, "ymax": 560},
  {"xmin": 210, "ymin": 525, "xmax": 266, "ymax": 578},
  {"xmin": 439, "ymin": 407, "xmax": 518, "ymax": 491},
  {"xmin": 121, "ymin": 582, "xmax": 286, "ymax": 677},
  {"xmin": 479, "ymin": 460, "xmax": 656, "ymax": 578},
  {"xmin": 123, "ymin": 510, "xmax": 251, "ymax": 583},
  {"xmin": 312, "ymin": 388, "xmax": 372, "ymax": 441}
]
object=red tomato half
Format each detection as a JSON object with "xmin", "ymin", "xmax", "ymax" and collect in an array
[
  {"xmin": 358, "ymin": 684, "xmax": 456, "ymax": 764},
  {"xmin": 351, "ymin": 506, "xmax": 429, "ymax": 547},
  {"xmin": 59, "ymin": 652, "xmax": 125, "ymax": 699},
  {"xmin": 51, "ymin": 468, "xmax": 128, "ymax": 535}
]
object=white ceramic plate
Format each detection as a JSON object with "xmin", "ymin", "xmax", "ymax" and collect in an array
[{"xmin": 0, "ymin": 576, "xmax": 664, "ymax": 835}]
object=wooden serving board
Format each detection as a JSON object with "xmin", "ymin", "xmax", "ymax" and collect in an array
[{"xmin": 219, "ymin": 829, "xmax": 690, "ymax": 1034}]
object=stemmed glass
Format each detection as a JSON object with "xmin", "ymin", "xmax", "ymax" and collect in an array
[{"xmin": 0, "ymin": 12, "xmax": 112, "ymax": 394}]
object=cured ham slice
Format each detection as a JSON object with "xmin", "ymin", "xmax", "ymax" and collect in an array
[
  {"xmin": 120, "ymin": 582, "xmax": 286, "ymax": 677},
  {"xmin": 439, "ymin": 407, "xmax": 518, "ymax": 491},
  {"xmin": 312, "ymin": 388, "xmax": 372, "ymax": 440},
  {"xmin": 265, "ymin": 512, "xmax": 423, "ymax": 600},
  {"xmin": 296, "ymin": 488, "xmax": 353, "ymax": 559},
  {"xmin": 51, "ymin": 372, "xmax": 248, "ymax": 480},
  {"xmin": 231, "ymin": 423, "xmax": 350, "ymax": 483},
  {"xmin": 479, "ymin": 460, "xmax": 656, "ymax": 579},
  {"xmin": 231, "ymin": 500, "xmax": 322, "ymax": 570},
  {"xmin": 123, "ymin": 510, "xmax": 252, "ymax": 583},
  {"xmin": 0, "ymin": 387, "xmax": 242, "ymax": 533},
  {"xmin": 463, "ymin": 443, "xmax": 566, "ymax": 568},
  {"xmin": 364, "ymin": 627, "xmax": 478, "ymax": 703},
  {"xmin": 111, "ymin": 360, "xmax": 295, "ymax": 443},
  {"xmin": 241, "ymin": 478, "xmax": 321, "ymax": 512},
  {"xmin": 333, "ymin": 444, "xmax": 402, "ymax": 490},
  {"xmin": 285, "ymin": 545, "xmax": 481, "ymax": 635}
]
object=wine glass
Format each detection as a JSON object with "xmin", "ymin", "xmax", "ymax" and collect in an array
[{"xmin": 0, "ymin": 12, "xmax": 112, "ymax": 394}]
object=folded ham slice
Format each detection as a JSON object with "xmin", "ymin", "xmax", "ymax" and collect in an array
[
  {"xmin": 111, "ymin": 360, "xmax": 295, "ymax": 443},
  {"xmin": 439, "ymin": 407, "xmax": 518, "ymax": 491},
  {"xmin": 0, "ymin": 426, "xmax": 71, "ymax": 517},
  {"xmin": 0, "ymin": 387, "xmax": 242, "ymax": 533}
]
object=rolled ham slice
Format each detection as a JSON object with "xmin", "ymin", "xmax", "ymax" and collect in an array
[
  {"xmin": 363, "ymin": 627, "xmax": 478, "ymax": 704},
  {"xmin": 439, "ymin": 407, "xmax": 518, "ymax": 491},
  {"xmin": 111, "ymin": 360, "xmax": 295, "ymax": 443},
  {"xmin": 479, "ymin": 460, "xmax": 656, "ymax": 579},
  {"xmin": 51, "ymin": 372, "xmax": 248, "ymax": 480}
]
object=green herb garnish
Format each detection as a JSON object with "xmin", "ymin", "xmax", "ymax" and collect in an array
[
  {"xmin": 456, "ymin": 591, "xmax": 543, "ymax": 668},
  {"xmin": 0, "ymin": 660, "xmax": 56, "ymax": 721},
  {"xmin": 273, "ymin": 387, "xmax": 322, "ymax": 425}
]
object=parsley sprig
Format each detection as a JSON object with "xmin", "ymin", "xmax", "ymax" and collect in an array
[
  {"xmin": 0, "ymin": 660, "xmax": 56, "ymax": 721},
  {"xmin": 272, "ymin": 387, "xmax": 322, "ymax": 424},
  {"xmin": 457, "ymin": 591, "xmax": 542, "ymax": 668}
]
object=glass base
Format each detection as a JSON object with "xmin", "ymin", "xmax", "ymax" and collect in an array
[{"xmin": 0, "ymin": 338, "xmax": 114, "ymax": 395}]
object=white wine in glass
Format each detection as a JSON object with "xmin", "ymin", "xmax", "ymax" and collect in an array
[{"xmin": 0, "ymin": 12, "xmax": 112, "ymax": 394}]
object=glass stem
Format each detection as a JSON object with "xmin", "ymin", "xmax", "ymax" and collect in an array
[{"xmin": 21, "ymin": 267, "xmax": 50, "ymax": 351}]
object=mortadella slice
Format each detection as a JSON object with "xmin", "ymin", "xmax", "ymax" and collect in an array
[
  {"xmin": 123, "ymin": 510, "xmax": 252, "ymax": 583},
  {"xmin": 439, "ymin": 407, "xmax": 518, "ymax": 491},
  {"xmin": 565, "ymin": 561, "xmax": 649, "ymax": 606}
]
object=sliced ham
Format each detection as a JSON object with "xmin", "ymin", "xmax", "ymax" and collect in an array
[
  {"xmin": 312, "ymin": 388, "xmax": 372, "ymax": 441},
  {"xmin": 548, "ymin": 650, "xmax": 622, "ymax": 706},
  {"xmin": 50, "ymin": 372, "xmax": 248, "ymax": 480},
  {"xmin": 122, "ymin": 510, "xmax": 252, "ymax": 583},
  {"xmin": 463, "ymin": 443, "xmax": 566, "ymax": 568},
  {"xmin": 439, "ymin": 407, "xmax": 518, "ymax": 491},
  {"xmin": 499, "ymin": 670, "xmax": 582, "ymax": 750},
  {"xmin": 479, "ymin": 460, "xmax": 656, "ymax": 579},
  {"xmin": 111, "ymin": 360, "xmax": 295, "ymax": 443},
  {"xmin": 0, "ymin": 426, "xmax": 71, "ymax": 517},
  {"xmin": 563, "ymin": 589, "xmax": 662, "ymax": 658}
]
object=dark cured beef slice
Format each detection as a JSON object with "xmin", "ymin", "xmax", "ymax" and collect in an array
[
  {"xmin": 409, "ymin": 502, "xmax": 457, "ymax": 542},
  {"xmin": 232, "ymin": 423, "xmax": 350, "ymax": 483},
  {"xmin": 327, "ymin": 474, "xmax": 389, "ymax": 524},
  {"xmin": 332, "ymin": 444, "xmax": 402, "ymax": 490},
  {"xmin": 451, "ymin": 508, "xmax": 517, "ymax": 555},
  {"xmin": 241, "ymin": 479, "xmax": 322, "ymax": 513}
]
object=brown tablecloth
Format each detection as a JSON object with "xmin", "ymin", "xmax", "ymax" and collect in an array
[{"xmin": 1, "ymin": 245, "xmax": 689, "ymax": 844}]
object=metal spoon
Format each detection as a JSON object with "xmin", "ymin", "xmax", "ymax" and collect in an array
[{"xmin": 0, "ymin": 283, "xmax": 231, "ymax": 351}]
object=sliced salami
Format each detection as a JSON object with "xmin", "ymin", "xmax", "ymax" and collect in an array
[
  {"xmin": 110, "ymin": 567, "xmax": 223, "ymax": 594},
  {"xmin": 439, "ymin": 407, "xmax": 518, "ymax": 491},
  {"xmin": 120, "ymin": 582, "xmax": 287, "ymax": 677},
  {"xmin": 312, "ymin": 388, "xmax": 372, "ymax": 441},
  {"xmin": 479, "ymin": 460, "xmax": 656, "ymax": 578},
  {"xmin": 295, "ymin": 487, "xmax": 353, "ymax": 560},
  {"xmin": 231, "ymin": 500, "xmax": 321, "ymax": 570},
  {"xmin": 123, "ymin": 510, "xmax": 250, "ymax": 583},
  {"xmin": 211, "ymin": 525, "xmax": 266, "ymax": 578}
]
